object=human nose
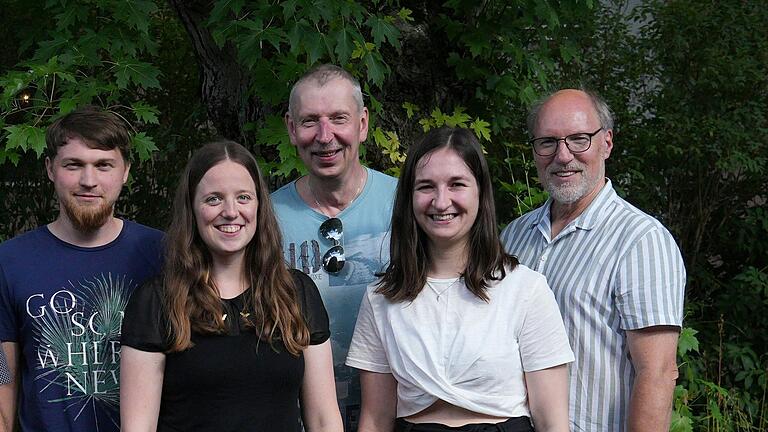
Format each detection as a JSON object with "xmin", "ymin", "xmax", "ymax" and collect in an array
[
  {"xmin": 316, "ymin": 118, "xmax": 334, "ymax": 144},
  {"xmin": 432, "ymin": 186, "xmax": 451, "ymax": 210},
  {"xmin": 79, "ymin": 166, "xmax": 97, "ymax": 188},
  {"xmin": 552, "ymin": 139, "xmax": 575, "ymax": 163},
  {"xmin": 221, "ymin": 199, "xmax": 238, "ymax": 219}
]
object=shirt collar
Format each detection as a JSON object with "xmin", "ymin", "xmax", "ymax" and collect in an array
[{"xmin": 530, "ymin": 178, "xmax": 617, "ymax": 238}]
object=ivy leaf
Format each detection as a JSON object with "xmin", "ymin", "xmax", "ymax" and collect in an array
[
  {"xmin": 131, "ymin": 132, "xmax": 158, "ymax": 162},
  {"xmin": 132, "ymin": 102, "xmax": 160, "ymax": 124},
  {"xmin": 677, "ymin": 327, "xmax": 699, "ymax": 357},
  {"xmin": 113, "ymin": 60, "xmax": 161, "ymax": 89}
]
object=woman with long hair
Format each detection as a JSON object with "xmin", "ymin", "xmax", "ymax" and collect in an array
[
  {"xmin": 120, "ymin": 141, "xmax": 341, "ymax": 432},
  {"xmin": 347, "ymin": 128, "xmax": 574, "ymax": 432}
]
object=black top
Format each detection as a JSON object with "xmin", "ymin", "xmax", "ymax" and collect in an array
[{"xmin": 121, "ymin": 270, "xmax": 330, "ymax": 432}]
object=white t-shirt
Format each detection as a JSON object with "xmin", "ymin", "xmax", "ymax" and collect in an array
[{"xmin": 345, "ymin": 264, "xmax": 574, "ymax": 418}]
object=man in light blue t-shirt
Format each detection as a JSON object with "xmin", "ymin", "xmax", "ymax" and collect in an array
[{"xmin": 272, "ymin": 64, "xmax": 397, "ymax": 431}]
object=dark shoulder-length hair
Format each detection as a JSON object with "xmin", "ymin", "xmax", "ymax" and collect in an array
[
  {"xmin": 164, "ymin": 140, "xmax": 309, "ymax": 355},
  {"xmin": 376, "ymin": 127, "xmax": 518, "ymax": 302}
]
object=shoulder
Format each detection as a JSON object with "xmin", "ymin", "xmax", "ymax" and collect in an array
[
  {"xmin": 271, "ymin": 180, "xmax": 297, "ymax": 204},
  {"xmin": 128, "ymin": 274, "xmax": 165, "ymax": 306},
  {"xmin": 494, "ymin": 264, "xmax": 548, "ymax": 294},
  {"xmin": 122, "ymin": 220, "xmax": 164, "ymax": 241},
  {"xmin": 0, "ymin": 226, "xmax": 54, "ymax": 265},
  {"xmin": 606, "ymin": 195, "xmax": 679, "ymax": 245},
  {"xmin": 368, "ymin": 168, "xmax": 398, "ymax": 187},
  {"xmin": 500, "ymin": 206, "xmax": 545, "ymax": 241}
]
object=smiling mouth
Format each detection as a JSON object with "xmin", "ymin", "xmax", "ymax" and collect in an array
[
  {"xmin": 313, "ymin": 148, "xmax": 342, "ymax": 158},
  {"xmin": 430, "ymin": 214, "xmax": 456, "ymax": 221},
  {"xmin": 217, "ymin": 225, "xmax": 242, "ymax": 233},
  {"xmin": 552, "ymin": 170, "xmax": 581, "ymax": 177}
]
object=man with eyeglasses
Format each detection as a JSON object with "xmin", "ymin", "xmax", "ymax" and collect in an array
[
  {"xmin": 500, "ymin": 89, "xmax": 685, "ymax": 432},
  {"xmin": 272, "ymin": 64, "xmax": 398, "ymax": 431}
]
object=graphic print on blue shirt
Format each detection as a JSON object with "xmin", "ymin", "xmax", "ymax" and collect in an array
[{"xmin": 0, "ymin": 221, "xmax": 163, "ymax": 432}]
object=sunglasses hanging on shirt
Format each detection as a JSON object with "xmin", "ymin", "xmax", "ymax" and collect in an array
[{"xmin": 319, "ymin": 217, "xmax": 345, "ymax": 273}]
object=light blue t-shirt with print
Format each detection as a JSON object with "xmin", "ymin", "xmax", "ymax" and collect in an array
[{"xmin": 271, "ymin": 167, "xmax": 397, "ymax": 430}]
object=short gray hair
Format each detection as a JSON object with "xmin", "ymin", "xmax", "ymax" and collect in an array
[
  {"xmin": 527, "ymin": 88, "xmax": 614, "ymax": 135},
  {"xmin": 288, "ymin": 64, "xmax": 364, "ymax": 119}
]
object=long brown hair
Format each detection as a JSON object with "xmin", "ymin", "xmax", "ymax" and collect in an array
[
  {"xmin": 164, "ymin": 140, "xmax": 309, "ymax": 355},
  {"xmin": 376, "ymin": 127, "xmax": 518, "ymax": 302}
]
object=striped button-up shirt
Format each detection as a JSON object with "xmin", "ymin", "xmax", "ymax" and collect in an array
[{"xmin": 500, "ymin": 180, "xmax": 685, "ymax": 432}]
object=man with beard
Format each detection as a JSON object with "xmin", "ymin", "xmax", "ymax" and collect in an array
[
  {"xmin": 0, "ymin": 107, "xmax": 163, "ymax": 431},
  {"xmin": 500, "ymin": 89, "xmax": 686, "ymax": 432},
  {"xmin": 271, "ymin": 64, "xmax": 397, "ymax": 431}
]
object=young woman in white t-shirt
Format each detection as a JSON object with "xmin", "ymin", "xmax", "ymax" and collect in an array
[{"xmin": 346, "ymin": 127, "xmax": 574, "ymax": 432}]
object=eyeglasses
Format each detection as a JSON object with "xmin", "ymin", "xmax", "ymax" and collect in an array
[
  {"xmin": 529, "ymin": 128, "xmax": 603, "ymax": 157},
  {"xmin": 319, "ymin": 217, "xmax": 345, "ymax": 273}
]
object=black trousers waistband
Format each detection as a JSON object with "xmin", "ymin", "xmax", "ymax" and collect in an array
[{"xmin": 394, "ymin": 416, "xmax": 534, "ymax": 432}]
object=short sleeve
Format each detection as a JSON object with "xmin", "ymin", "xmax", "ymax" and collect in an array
[
  {"xmin": 0, "ymin": 264, "xmax": 17, "ymax": 343},
  {"xmin": 291, "ymin": 270, "xmax": 330, "ymax": 345},
  {"xmin": 518, "ymin": 277, "xmax": 574, "ymax": 372},
  {"xmin": 0, "ymin": 345, "xmax": 11, "ymax": 385},
  {"xmin": 345, "ymin": 288, "xmax": 391, "ymax": 373},
  {"xmin": 616, "ymin": 226, "xmax": 686, "ymax": 330},
  {"xmin": 120, "ymin": 276, "xmax": 169, "ymax": 352}
]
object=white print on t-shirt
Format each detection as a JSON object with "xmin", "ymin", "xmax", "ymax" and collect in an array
[{"xmin": 25, "ymin": 273, "xmax": 134, "ymax": 425}]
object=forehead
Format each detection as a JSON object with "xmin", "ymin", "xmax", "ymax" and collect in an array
[
  {"xmin": 415, "ymin": 147, "xmax": 474, "ymax": 180},
  {"xmin": 196, "ymin": 160, "xmax": 256, "ymax": 193},
  {"xmin": 293, "ymin": 78, "xmax": 358, "ymax": 117},
  {"xmin": 54, "ymin": 137, "xmax": 124, "ymax": 162},
  {"xmin": 535, "ymin": 92, "xmax": 600, "ymax": 135}
]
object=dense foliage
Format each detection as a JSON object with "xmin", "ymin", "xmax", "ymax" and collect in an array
[{"xmin": 1, "ymin": 1, "xmax": 765, "ymax": 430}]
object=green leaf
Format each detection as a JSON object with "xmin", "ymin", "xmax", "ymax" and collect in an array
[
  {"xmin": 131, "ymin": 132, "xmax": 159, "ymax": 162},
  {"xmin": 677, "ymin": 327, "xmax": 699, "ymax": 357},
  {"xmin": 131, "ymin": 102, "xmax": 160, "ymax": 124},
  {"xmin": 402, "ymin": 102, "xmax": 420, "ymax": 119},
  {"xmin": 364, "ymin": 53, "xmax": 385, "ymax": 87},
  {"xmin": 367, "ymin": 15, "xmax": 401, "ymax": 49},
  {"xmin": 113, "ymin": 60, "xmax": 161, "ymax": 89},
  {"xmin": 669, "ymin": 410, "xmax": 694, "ymax": 432},
  {"xmin": 334, "ymin": 28, "xmax": 353, "ymax": 65},
  {"xmin": 470, "ymin": 118, "xmax": 491, "ymax": 141},
  {"xmin": 4, "ymin": 125, "xmax": 46, "ymax": 157},
  {"xmin": 304, "ymin": 32, "xmax": 326, "ymax": 65}
]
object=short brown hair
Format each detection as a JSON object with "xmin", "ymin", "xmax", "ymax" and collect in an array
[{"xmin": 46, "ymin": 106, "xmax": 132, "ymax": 161}]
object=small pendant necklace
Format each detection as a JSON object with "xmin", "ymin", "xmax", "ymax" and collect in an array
[
  {"xmin": 307, "ymin": 168, "xmax": 365, "ymax": 217},
  {"xmin": 427, "ymin": 277, "xmax": 462, "ymax": 302}
]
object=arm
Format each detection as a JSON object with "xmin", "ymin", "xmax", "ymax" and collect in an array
[
  {"xmin": 300, "ymin": 341, "xmax": 342, "ymax": 432},
  {"xmin": 525, "ymin": 364, "xmax": 570, "ymax": 432},
  {"xmin": 0, "ymin": 342, "xmax": 18, "ymax": 432},
  {"xmin": 626, "ymin": 326, "xmax": 680, "ymax": 432},
  {"xmin": 120, "ymin": 346, "xmax": 165, "ymax": 432},
  {"xmin": 358, "ymin": 371, "xmax": 397, "ymax": 432}
]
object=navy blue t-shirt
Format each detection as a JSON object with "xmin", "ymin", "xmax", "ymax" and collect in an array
[{"xmin": 0, "ymin": 221, "xmax": 163, "ymax": 432}]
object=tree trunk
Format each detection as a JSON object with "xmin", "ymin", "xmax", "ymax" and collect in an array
[{"xmin": 167, "ymin": 0, "xmax": 262, "ymax": 145}]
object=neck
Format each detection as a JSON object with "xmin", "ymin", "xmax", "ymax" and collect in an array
[
  {"xmin": 48, "ymin": 214, "xmax": 123, "ymax": 247},
  {"xmin": 549, "ymin": 179, "xmax": 605, "ymax": 237},
  {"xmin": 427, "ymin": 242, "xmax": 467, "ymax": 278},
  {"xmin": 210, "ymin": 256, "xmax": 247, "ymax": 299},
  {"xmin": 304, "ymin": 164, "xmax": 367, "ymax": 217}
]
